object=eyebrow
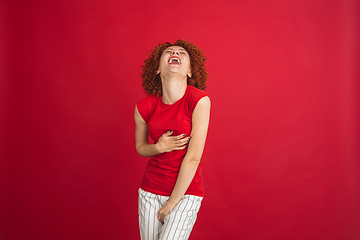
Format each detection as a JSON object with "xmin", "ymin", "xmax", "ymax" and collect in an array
[{"xmin": 165, "ymin": 48, "xmax": 187, "ymax": 51}]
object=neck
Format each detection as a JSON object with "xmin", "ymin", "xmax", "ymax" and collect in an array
[{"xmin": 161, "ymin": 75, "xmax": 187, "ymax": 105}]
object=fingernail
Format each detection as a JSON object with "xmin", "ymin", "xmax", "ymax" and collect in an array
[
  {"xmin": 170, "ymin": 130, "xmax": 173, "ymax": 132},
  {"xmin": 183, "ymin": 133, "xmax": 186, "ymax": 136}
]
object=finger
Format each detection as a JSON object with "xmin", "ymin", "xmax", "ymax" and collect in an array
[
  {"xmin": 178, "ymin": 137, "xmax": 191, "ymax": 145},
  {"xmin": 158, "ymin": 213, "xmax": 164, "ymax": 223},
  {"xmin": 174, "ymin": 142, "xmax": 188, "ymax": 149},
  {"xmin": 174, "ymin": 137, "xmax": 190, "ymax": 147},
  {"xmin": 175, "ymin": 133, "xmax": 187, "ymax": 140},
  {"xmin": 174, "ymin": 145, "xmax": 188, "ymax": 150},
  {"xmin": 164, "ymin": 130, "xmax": 174, "ymax": 136}
]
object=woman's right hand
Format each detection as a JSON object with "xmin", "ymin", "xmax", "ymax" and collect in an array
[{"xmin": 155, "ymin": 130, "xmax": 191, "ymax": 153}]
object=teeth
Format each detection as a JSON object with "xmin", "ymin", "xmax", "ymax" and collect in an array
[{"xmin": 169, "ymin": 58, "xmax": 181, "ymax": 64}]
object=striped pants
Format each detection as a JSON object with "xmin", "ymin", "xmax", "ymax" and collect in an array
[{"xmin": 138, "ymin": 188, "xmax": 203, "ymax": 240}]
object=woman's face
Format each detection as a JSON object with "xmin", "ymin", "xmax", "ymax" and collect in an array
[{"xmin": 158, "ymin": 46, "xmax": 191, "ymax": 79}]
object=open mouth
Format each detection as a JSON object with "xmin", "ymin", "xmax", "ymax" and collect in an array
[{"xmin": 168, "ymin": 57, "xmax": 181, "ymax": 65}]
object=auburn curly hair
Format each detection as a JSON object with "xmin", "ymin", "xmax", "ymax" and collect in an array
[{"xmin": 141, "ymin": 39, "xmax": 208, "ymax": 96}]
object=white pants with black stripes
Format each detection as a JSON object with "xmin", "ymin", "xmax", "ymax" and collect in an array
[{"xmin": 138, "ymin": 188, "xmax": 203, "ymax": 240}]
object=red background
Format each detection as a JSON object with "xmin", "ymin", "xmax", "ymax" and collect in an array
[{"xmin": 1, "ymin": 0, "xmax": 359, "ymax": 239}]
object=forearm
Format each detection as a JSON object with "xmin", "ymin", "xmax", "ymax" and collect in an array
[
  {"xmin": 136, "ymin": 142, "xmax": 162, "ymax": 157},
  {"xmin": 156, "ymin": 96, "xmax": 210, "ymax": 222},
  {"xmin": 166, "ymin": 97, "xmax": 210, "ymax": 207},
  {"xmin": 167, "ymin": 158, "xmax": 200, "ymax": 207}
]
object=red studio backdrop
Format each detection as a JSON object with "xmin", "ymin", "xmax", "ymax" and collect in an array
[{"xmin": 0, "ymin": 0, "xmax": 359, "ymax": 239}]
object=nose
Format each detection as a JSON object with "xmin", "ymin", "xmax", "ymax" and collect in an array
[{"xmin": 171, "ymin": 50, "xmax": 180, "ymax": 56}]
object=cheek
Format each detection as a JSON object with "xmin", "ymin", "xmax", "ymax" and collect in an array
[
  {"xmin": 184, "ymin": 60, "xmax": 191, "ymax": 71},
  {"xmin": 158, "ymin": 57, "xmax": 166, "ymax": 69}
]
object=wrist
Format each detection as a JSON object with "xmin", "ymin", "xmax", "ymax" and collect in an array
[
  {"xmin": 154, "ymin": 142, "xmax": 163, "ymax": 154},
  {"xmin": 167, "ymin": 198, "xmax": 178, "ymax": 208}
]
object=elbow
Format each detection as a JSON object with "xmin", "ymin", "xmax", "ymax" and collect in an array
[
  {"xmin": 136, "ymin": 149, "xmax": 143, "ymax": 156},
  {"xmin": 136, "ymin": 149, "xmax": 147, "ymax": 157},
  {"xmin": 136, "ymin": 145, "xmax": 145, "ymax": 157},
  {"xmin": 192, "ymin": 157, "xmax": 201, "ymax": 163},
  {"xmin": 184, "ymin": 157, "xmax": 201, "ymax": 165},
  {"xmin": 136, "ymin": 144, "xmax": 155, "ymax": 157}
]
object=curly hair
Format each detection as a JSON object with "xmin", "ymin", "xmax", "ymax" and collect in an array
[{"xmin": 141, "ymin": 39, "xmax": 208, "ymax": 96}]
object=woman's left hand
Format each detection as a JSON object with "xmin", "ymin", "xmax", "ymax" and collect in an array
[{"xmin": 158, "ymin": 201, "xmax": 176, "ymax": 223}]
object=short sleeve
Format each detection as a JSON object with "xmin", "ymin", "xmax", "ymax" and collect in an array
[
  {"xmin": 136, "ymin": 95, "xmax": 157, "ymax": 123},
  {"xmin": 187, "ymin": 86, "xmax": 209, "ymax": 116}
]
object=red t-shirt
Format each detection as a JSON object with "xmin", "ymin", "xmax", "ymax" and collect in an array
[{"xmin": 136, "ymin": 85, "xmax": 208, "ymax": 197}]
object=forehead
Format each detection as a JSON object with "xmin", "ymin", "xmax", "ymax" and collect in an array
[{"xmin": 164, "ymin": 46, "xmax": 188, "ymax": 52}]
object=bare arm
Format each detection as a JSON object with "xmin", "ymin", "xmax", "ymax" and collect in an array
[
  {"xmin": 158, "ymin": 96, "xmax": 211, "ymax": 222},
  {"xmin": 134, "ymin": 105, "xmax": 190, "ymax": 157}
]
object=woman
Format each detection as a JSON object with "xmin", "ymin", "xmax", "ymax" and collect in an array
[{"xmin": 135, "ymin": 39, "xmax": 210, "ymax": 240}]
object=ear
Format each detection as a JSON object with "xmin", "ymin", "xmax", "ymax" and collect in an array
[
  {"xmin": 156, "ymin": 69, "xmax": 160, "ymax": 75},
  {"xmin": 187, "ymin": 70, "xmax": 192, "ymax": 78}
]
